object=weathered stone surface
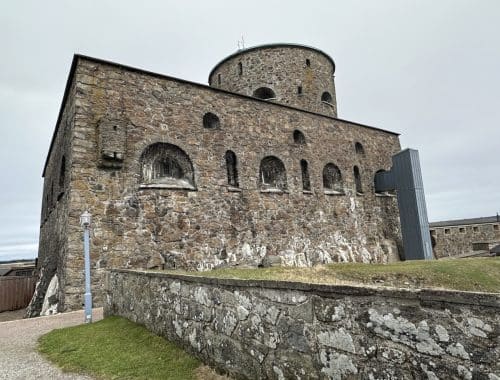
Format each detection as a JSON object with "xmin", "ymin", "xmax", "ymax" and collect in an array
[
  {"xmin": 105, "ymin": 270, "xmax": 500, "ymax": 379},
  {"xmin": 209, "ymin": 44, "xmax": 338, "ymax": 117},
  {"xmin": 34, "ymin": 45, "xmax": 403, "ymax": 314},
  {"xmin": 430, "ymin": 218, "xmax": 500, "ymax": 258}
]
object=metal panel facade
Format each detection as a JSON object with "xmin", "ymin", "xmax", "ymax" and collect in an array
[{"xmin": 392, "ymin": 149, "xmax": 433, "ymax": 260}]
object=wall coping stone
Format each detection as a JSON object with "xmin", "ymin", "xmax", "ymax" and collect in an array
[{"xmin": 109, "ymin": 269, "xmax": 500, "ymax": 308}]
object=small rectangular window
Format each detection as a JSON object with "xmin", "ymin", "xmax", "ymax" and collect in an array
[
  {"xmin": 473, "ymin": 226, "xmax": 479, "ymax": 232},
  {"xmin": 218, "ymin": 73, "xmax": 221, "ymax": 85},
  {"xmin": 297, "ymin": 86, "xmax": 302, "ymax": 95},
  {"xmin": 459, "ymin": 227, "xmax": 465, "ymax": 233},
  {"xmin": 444, "ymin": 228, "xmax": 450, "ymax": 235}
]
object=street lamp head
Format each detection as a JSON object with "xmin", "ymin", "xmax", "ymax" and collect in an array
[{"xmin": 80, "ymin": 211, "xmax": 92, "ymax": 227}]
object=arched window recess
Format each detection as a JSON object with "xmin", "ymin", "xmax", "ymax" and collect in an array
[
  {"xmin": 259, "ymin": 156, "xmax": 288, "ymax": 193},
  {"xmin": 323, "ymin": 163, "xmax": 344, "ymax": 195},
  {"xmin": 140, "ymin": 143, "xmax": 196, "ymax": 190}
]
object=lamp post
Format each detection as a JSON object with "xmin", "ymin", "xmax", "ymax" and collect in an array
[{"xmin": 80, "ymin": 210, "xmax": 92, "ymax": 323}]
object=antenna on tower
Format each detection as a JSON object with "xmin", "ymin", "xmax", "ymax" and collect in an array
[{"xmin": 237, "ymin": 36, "xmax": 245, "ymax": 50}]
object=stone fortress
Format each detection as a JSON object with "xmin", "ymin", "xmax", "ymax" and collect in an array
[
  {"xmin": 430, "ymin": 215, "xmax": 500, "ymax": 258},
  {"xmin": 30, "ymin": 43, "xmax": 405, "ymax": 315}
]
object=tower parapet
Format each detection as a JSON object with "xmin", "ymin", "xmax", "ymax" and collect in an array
[{"xmin": 208, "ymin": 43, "xmax": 337, "ymax": 117}]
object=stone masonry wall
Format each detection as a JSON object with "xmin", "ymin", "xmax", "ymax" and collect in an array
[
  {"xmin": 27, "ymin": 79, "xmax": 76, "ymax": 317},
  {"xmin": 105, "ymin": 269, "xmax": 500, "ymax": 379},
  {"xmin": 209, "ymin": 45, "xmax": 338, "ymax": 117},
  {"xmin": 431, "ymin": 222, "xmax": 500, "ymax": 258},
  {"xmin": 40, "ymin": 55, "xmax": 402, "ymax": 312}
]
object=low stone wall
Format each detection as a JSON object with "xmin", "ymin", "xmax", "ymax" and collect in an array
[{"xmin": 104, "ymin": 270, "xmax": 500, "ymax": 379}]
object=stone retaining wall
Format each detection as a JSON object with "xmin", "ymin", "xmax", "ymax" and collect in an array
[{"xmin": 104, "ymin": 269, "xmax": 500, "ymax": 379}]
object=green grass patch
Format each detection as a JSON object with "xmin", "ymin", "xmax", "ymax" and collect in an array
[
  {"xmin": 38, "ymin": 316, "xmax": 202, "ymax": 380},
  {"xmin": 165, "ymin": 257, "xmax": 500, "ymax": 293}
]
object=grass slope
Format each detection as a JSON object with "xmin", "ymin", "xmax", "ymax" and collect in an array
[
  {"xmin": 38, "ymin": 316, "xmax": 201, "ymax": 380},
  {"xmin": 167, "ymin": 257, "xmax": 500, "ymax": 293}
]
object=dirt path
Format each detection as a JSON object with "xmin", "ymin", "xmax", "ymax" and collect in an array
[{"xmin": 0, "ymin": 308, "xmax": 103, "ymax": 380}]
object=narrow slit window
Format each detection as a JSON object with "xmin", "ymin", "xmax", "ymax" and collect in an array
[
  {"xmin": 354, "ymin": 166, "xmax": 363, "ymax": 194},
  {"xmin": 225, "ymin": 150, "xmax": 239, "ymax": 187},
  {"xmin": 238, "ymin": 62, "xmax": 243, "ymax": 76},
  {"xmin": 306, "ymin": 59, "xmax": 311, "ymax": 67},
  {"xmin": 300, "ymin": 159, "xmax": 311, "ymax": 191},
  {"xmin": 297, "ymin": 86, "xmax": 302, "ymax": 95},
  {"xmin": 218, "ymin": 73, "xmax": 221, "ymax": 85}
]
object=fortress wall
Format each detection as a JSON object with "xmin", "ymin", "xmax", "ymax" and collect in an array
[
  {"xmin": 431, "ymin": 223, "xmax": 500, "ymax": 258},
  {"xmin": 43, "ymin": 57, "xmax": 402, "ymax": 311},
  {"xmin": 105, "ymin": 269, "xmax": 500, "ymax": 379},
  {"xmin": 27, "ymin": 79, "xmax": 77, "ymax": 316}
]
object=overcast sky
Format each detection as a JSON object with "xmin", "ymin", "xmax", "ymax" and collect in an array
[{"xmin": 1, "ymin": 0, "xmax": 499, "ymax": 261}]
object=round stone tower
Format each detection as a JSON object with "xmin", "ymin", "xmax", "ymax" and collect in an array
[{"xmin": 208, "ymin": 43, "xmax": 337, "ymax": 117}]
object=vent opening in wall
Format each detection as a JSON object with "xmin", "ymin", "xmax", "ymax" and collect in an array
[
  {"xmin": 203, "ymin": 112, "xmax": 220, "ymax": 129},
  {"xmin": 293, "ymin": 130, "xmax": 306, "ymax": 145},
  {"xmin": 259, "ymin": 156, "xmax": 287, "ymax": 191},
  {"xmin": 354, "ymin": 166, "xmax": 363, "ymax": 194},
  {"xmin": 355, "ymin": 142, "xmax": 365, "ymax": 155},
  {"xmin": 253, "ymin": 87, "xmax": 276, "ymax": 100},
  {"xmin": 238, "ymin": 62, "xmax": 243, "ymax": 76},
  {"xmin": 323, "ymin": 163, "xmax": 343, "ymax": 193},
  {"xmin": 321, "ymin": 92, "xmax": 333, "ymax": 103},
  {"xmin": 225, "ymin": 150, "xmax": 239, "ymax": 188},
  {"xmin": 140, "ymin": 143, "xmax": 196, "ymax": 190},
  {"xmin": 300, "ymin": 159, "xmax": 311, "ymax": 191}
]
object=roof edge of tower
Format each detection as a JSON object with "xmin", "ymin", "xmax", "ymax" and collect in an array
[{"xmin": 208, "ymin": 43, "xmax": 336, "ymax": 84}]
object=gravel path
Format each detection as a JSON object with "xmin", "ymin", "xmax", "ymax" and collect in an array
[{"xmin": 0, "ymin": 308, "xmax": 103, "ymax": 380}]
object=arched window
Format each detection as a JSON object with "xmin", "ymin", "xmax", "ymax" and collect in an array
[
  {"xmin": 203, "ymin": 112, "xmax": 220, "ymax": 129},
  {"xmin": 355, "ymin": 142, "xmax": 365, "ymax": 155},
  {"xmin": 323, "ymin": 163, "xmax": 343, "ymax": 192},
  {"xmin": 374, "ymin": 169, "xmax": 385, "ymax": 194},
  {"xmin": 59, "ymin": 156, "xmax": 66, "ymax": 188},
  {"xmin": 259, "ymin": 156, "xmax": 287, "ymax": 191},
  {"xmin": 140, "ymin": 143, "xmax": 195, "ymax": 189},
  {"xmin": 321, "ymin": 91, "xmax": 333, "ymax": 103},
  {"xmin": 293, "ymin": 130, "xmax": 306, "ymax": 145},
  {"xmin": 238, "ymin": 62, "xmax": 243, "ymax": 76},
  {"xmin": 253, "ymin": 87, "xmax": 276, "ymax": 100},
  {"xmin": 300, "ymin": 160, "xmax": 311, "ymax": 191},
  {"xmin": 225, "ymin": 150, "xmax": 239, "ymax": 187},
  {"xmin": 354, "ymin": 166, "xmax": 363, "ymax": 194}
]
